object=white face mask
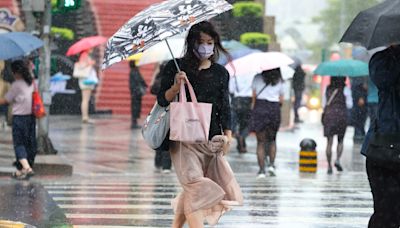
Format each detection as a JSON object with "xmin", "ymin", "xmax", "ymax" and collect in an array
[{"xmin": 194, "ymin": 43, "xmax": 214, "ymax": 59}]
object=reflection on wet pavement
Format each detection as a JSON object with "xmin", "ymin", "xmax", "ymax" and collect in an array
[{"xmin": 0, "ymin": 114, "xmax": 372, "ymax": 227}]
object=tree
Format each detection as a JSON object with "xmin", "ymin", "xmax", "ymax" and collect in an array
[{"xmin": 314, "ymin": 0, "xmax": 381, "ymax": 47}]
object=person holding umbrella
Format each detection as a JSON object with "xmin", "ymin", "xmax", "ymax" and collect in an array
[
  {"xmin": 249, "ymin": 68, "xmax": 284, "ymax": 178},
  {"xmin": 157, "ymin": 21, "xmax": 243, "ymax": 228},
  {"xmin": 321, "ymin": 77, "xmax": 347, "ymax": 174},
  {"xmin": 341, "ymin": 2, "xmax": 400, "ymax": 225},
  {"xmin": 361, "ymin": 45, "xmax": 400, "ymax": 228},
  {"xmin": 75, "ymin": 49, "xmax": 98, "ymax": 123},
  {"xmin": 0, "ymin": 60, "xmax": 36, "ymax": 180}
]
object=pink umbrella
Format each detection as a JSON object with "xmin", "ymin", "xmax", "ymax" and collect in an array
[
  {"xmin": 66, "ymin": 35, "xmax": 107, "ymax": 56},
  {"xmin": 225, "ymin": 52, "xmax": 294, "ymax": 76}
]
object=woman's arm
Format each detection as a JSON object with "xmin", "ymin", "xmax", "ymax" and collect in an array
[
  {"xmin": 157, "ymin": 60, "xmax": 185, "ymax": 106},
  {"xmin": 219, "ymin": 69, "xmax": 231, "ymax": 132}
]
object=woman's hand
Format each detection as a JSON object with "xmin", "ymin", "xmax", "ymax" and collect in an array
[
  {"xmin": 171, "ymin": 71, "xmax": 187, "ymax": 93},
  {"xmin": 165, "ymin": 71, "xmax": 187, "ymax": 101}
]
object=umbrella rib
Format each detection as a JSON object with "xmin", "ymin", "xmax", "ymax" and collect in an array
[{"xmin": 366, "ymin": 3, "xmax": 396, "ymax": 49}]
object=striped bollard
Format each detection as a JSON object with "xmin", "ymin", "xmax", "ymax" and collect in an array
[{"xmin": 299, "ymin": 138, "xmax": 317, "ymax": 173}]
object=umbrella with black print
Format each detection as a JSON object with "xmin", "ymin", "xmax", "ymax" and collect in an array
[{"xmin": 102, "ymin": 0, "xmax": 233, "ymax": 70}]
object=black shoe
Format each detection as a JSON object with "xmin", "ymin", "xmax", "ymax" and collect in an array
[
  {"xmin": 334, "ymin": 162, "xmax": 343, "ymax": 172},
  {"xmin": 327, "ymin": 167, "xmax": 333, "ymax": 175},
  {"xmin": 294, "ymin": 118, "xmax": 303, "ymax": 123}
]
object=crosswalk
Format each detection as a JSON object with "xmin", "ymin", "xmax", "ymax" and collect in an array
[{"xmin": 43, "ymin": 172, "xmax": 373, "ymax": 228}]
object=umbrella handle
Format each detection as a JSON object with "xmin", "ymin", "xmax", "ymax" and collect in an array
[{"xmin": 165, "ymin": 39, "xmax": 181, "ymax": 72}]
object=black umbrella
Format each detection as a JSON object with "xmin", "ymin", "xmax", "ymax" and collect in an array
[{"xmin": 340, "ymin": 0, "xmax": 400, "ymax": 50}]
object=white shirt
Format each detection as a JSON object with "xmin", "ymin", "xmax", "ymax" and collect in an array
[
  {"xmin": 229, "ymin": 75, "xmax": 253, "ymax": 98},
  {"xmin": 251, "ymin": 74, "xmax": 284, "ymax": 102}
]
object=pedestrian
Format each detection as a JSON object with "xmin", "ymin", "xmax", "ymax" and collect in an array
[
  {"xmin": 230, "ymin": 75, "xmax": 252, "ymax": 153},
  {"xmin": 77, "ymin": 49, "xmax": 98, "ymax": 124},
  {"xmin": 129, "ymin": 60, "xmax": 147, "ymax": 129},
  {"xmin": 157, "ymin": 21, "xmax": 243, "ymax": 227},
  {"xmin": 361, "ymin": 45, "xmax": 400, "ymax": 228},
  {"xmin": 292, "ymin": 65, "xmax": 306, "ymax": 123},
  {"xmin": 249, "ymin": 68, "xmax": 284, "ymax": 178},
  {"xmin": 322, "ymin": 77, "xmax": 347, "ymax": 174},
  {"xmin": 0, "ymin": 60, "xmax": 36, "ymax": 180},
  {"xmin": 350, "ymin": 76, "xmax": 368, "ymax": 144},
  {"xmin": 150, "ymin": 61, "xmax": 171, "ymax": 173}
]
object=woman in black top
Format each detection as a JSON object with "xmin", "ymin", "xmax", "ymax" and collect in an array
[{"xmin": 157, "ymin": 21, "xmax": 243, "ymax": 227}]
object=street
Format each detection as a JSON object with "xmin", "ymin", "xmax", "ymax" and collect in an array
[{"xmin": 0, "ymin": 109, "xmax": 372, "ymax": 227}]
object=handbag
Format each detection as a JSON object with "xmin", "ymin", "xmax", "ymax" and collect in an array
[
  {"xmin": 170, "ymin": 77, "xmax": 212, "ymax": 143},
  {"xmin": 32, "ymin": 81, "xmax": 46, "ymax": 119},
  {"xmin": 321, "ymin": 89, "xmax": 338, "ymax": 125},
  {"xmin": 73, "ymin": 62, "xmax": 92, "ymax": 78},
  {"xmin": 141, "ymin": 102, "xmax": 171, "ymax": 149}
]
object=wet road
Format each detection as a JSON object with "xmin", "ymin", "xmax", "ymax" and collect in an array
[{"xmin": 0, "ymin": 110, "xmax": 372, "ymax": 227}]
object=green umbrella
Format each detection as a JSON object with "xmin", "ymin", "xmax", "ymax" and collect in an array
[{"xmin": 314, "ymin": 59, "xmax": 368, "ymax": 77}]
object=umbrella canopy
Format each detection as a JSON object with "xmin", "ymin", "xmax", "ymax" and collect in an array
[
  {"xmin": 0, "ymin": 32, "xmax": 43, "ymax": 60},
  {"xmin": 102, "ymin": 0, "xmax": 233, "ymax": 69},
  {"xmin": 340, "ymin": 0, "xmax": 400, "ymax": 49},
  {"xmin": 217, "ymin": 40, "xmax": 260, "ymax": 65},
  {"xmin": 136, "ymin": 36, "xmax": 185, "ymax": 66},
  {"xmin": 314, "ymin": 59, "xmax": 369, "ymax": 77},
  {"xmin": 66, "ymin": 35, "xmax": 107, "ymax": 56},
  {"xmin": 224, "ymin": 52, "xmax": 294, "ymax": 77}
]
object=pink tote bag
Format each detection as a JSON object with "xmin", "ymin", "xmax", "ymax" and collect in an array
[{"xmin": 170, "ymin": 78, "xmax": 212, "ymax": 143}]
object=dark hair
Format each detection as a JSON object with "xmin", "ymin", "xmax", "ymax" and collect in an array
[
  {"xmin": 129, "ymin": 60, "xmax": 137, "ymax": 69},
  {"xmin": 182, "ymin": 21, "xmax": 230, "ymax": 69},
  {"xmin": 11, "ymin": 60, "xmax": 33, "ymax": 85},
  {"xmin": 329, "ymin": 77, "xmax": 346, "ymax": 89},
  {"xmin": 261, "ymin": 68, "xmax": 282, "ymax": 86}
]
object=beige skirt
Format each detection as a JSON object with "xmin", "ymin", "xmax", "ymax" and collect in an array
[{"xmin": 170, "ymin": 141, "xmax": 243, "ymax": 225}]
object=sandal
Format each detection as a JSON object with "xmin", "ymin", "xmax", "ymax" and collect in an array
[{"xmin": 11, "ymin": 168, "xmax": 35, "ymax": 180}]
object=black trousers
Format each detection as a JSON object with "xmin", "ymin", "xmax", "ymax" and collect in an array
[
  {"xmin": 131, "ymin": 95, "xmax": 142, "ymax": 120},
  {"xmin": 293, "ymin": 90, "xmax": 302, "ymax": 120},
  {"xmin": 366, "ymin": 159, "xmax": 400, "ymax": 228},
  {"xmin": 232, "ymin": 97, "xmax": 251, "ymax": 137},
  {"xmin": 155, "ymin": 149, "xmax": 171, "ymax": 169}
]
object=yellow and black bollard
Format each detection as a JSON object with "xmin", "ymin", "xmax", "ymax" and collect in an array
[{"xmin": 299, "ymin": 138, "xmax": 317, "ymax": 173}]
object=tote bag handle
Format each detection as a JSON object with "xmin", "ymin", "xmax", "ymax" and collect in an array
[
  {"xmin": 179, "ymin": 78, "xmax": 198, "ymax": 103},
  {"xmin": 177, "ymin": 77, "xmax": 209, "ymax": 141}
]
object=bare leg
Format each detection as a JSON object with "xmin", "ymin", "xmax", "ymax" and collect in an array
[
  {"xmin": 186, "ymin": 210, "xmax": 204, "ymax": 228},
  {"xmin": 325, "ymin": 136, "xmax": 333, "ymax": 174},
  {"xmin": 81, "ymin": 89, "xmax": 92, "ymax": 121},
  {"xmin": 256, "ymin": 131, "xmax": 267, "ymax": 172},
  {"xmin": 19, "ymin": 158, "xmax": 32, "ymax": 170},
  {"xmin": 172, "ymin": 213, "xmax": 186, "ymax": 228}
]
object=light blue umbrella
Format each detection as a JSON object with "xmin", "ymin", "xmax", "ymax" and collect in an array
[
  {"xmin": 218, "ymin": 40, "xmax": 260, "ymax": 65},
  {"xmin": 314, "ymin": 59, "xmax": 368, "ymax": 77},
  {"xmin": 0, "ymin": 32, "xmax": 44, "ymax": 60}
]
